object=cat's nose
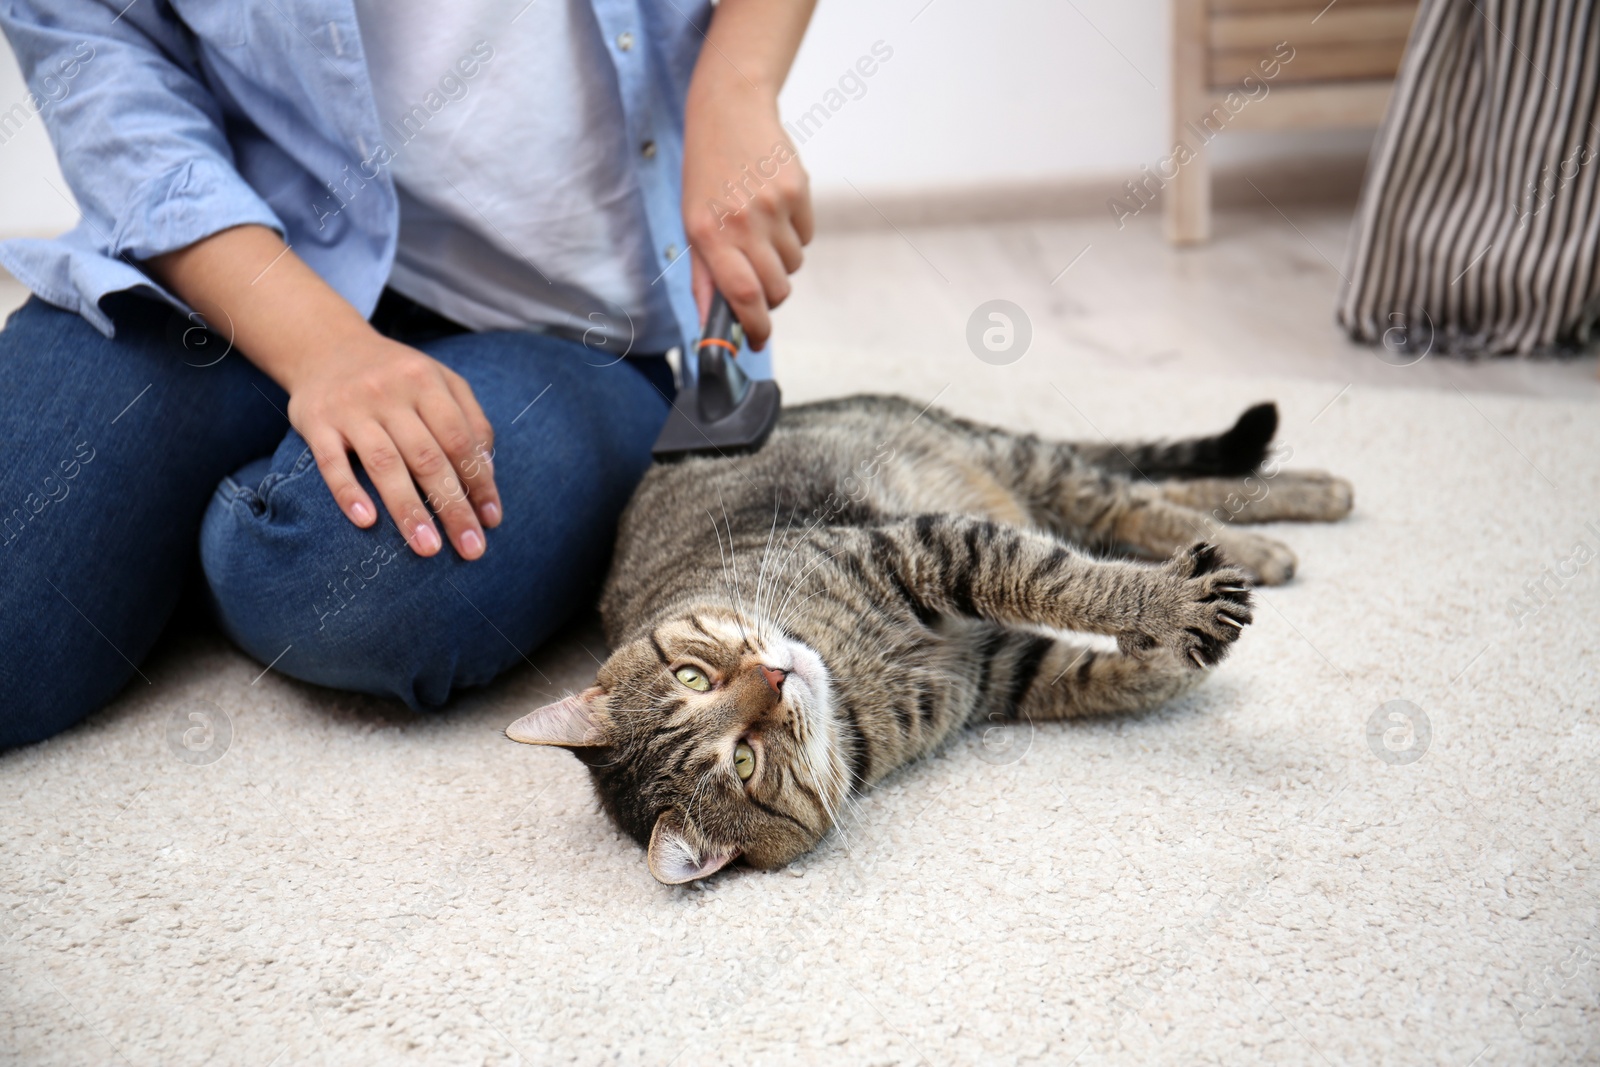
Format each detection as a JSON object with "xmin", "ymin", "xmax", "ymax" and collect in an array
[{"xmin": 759, "ymin": 665, "xmax": 788, "ymax": 694}]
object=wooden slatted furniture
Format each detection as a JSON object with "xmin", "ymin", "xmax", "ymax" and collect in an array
[{"xmin": 1168, "ymin": 0, "xmax": 1418, "ymax": 244}]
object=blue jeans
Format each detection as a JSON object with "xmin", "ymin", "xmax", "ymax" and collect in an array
[{"xmin": 0, "ymin": 293, "xmax": 673, "ymax": 747}]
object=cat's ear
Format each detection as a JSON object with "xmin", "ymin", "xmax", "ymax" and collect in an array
[
  {"xmin": 647, "ymin": 810, "xmax": 738, "ymax": 885},
  {"xmin": 505, "ymin": 686, "xmax": 611, "ymax": 748}
]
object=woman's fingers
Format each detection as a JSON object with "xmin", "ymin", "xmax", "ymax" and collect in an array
[
  {"xmin": 704, "ymin": 243, "xmax": 772, "ymax": 349},
  {"xmin": 690, "ymin": 248, "xmax": 716, "ymax": 329},
  {"xmin": 308, "ymin": 429, "xmax": 377, "ymax": 528},
  {"xmin": 349, "ymin": 424, "xmax": 444, "ymax": 557},
  {"xmin": 287, "ymin": 339, "xmax": 500, "ymax": 560},
  {"xmin": 746, "ymin": 240, "xmax": 792, "ymax": 312},
  {"xmin": 383, "ymin": 411, "xmax": 486, "ymax": 561},
  {"xmin": 772, "ymin": 218, "xmax": 805, "ymax": 275},
  {"xmin": 790, "ymin": 174, "xmax": 815, "ymax": 246},
  {"xmin": 691, "ymin": 198, "xmax": 808, "ymax": 349},
  {"xmin": 437, "ymin": 368, "xmax": 502, "ymax": 527}
]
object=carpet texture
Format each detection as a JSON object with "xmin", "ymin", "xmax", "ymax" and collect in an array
[{"xmin": 3, "ymin": 350, "xmax": 1597, "ymax": 1066}]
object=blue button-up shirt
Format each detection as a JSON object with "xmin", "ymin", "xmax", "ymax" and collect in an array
[{"xmin": 0, "ymin": 0, "xmax": 768, "ymax": 375}]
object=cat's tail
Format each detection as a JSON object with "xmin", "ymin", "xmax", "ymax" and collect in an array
[{"xmin": 1081, "ymin": 402, "xmax": 1278, "ymax": 479}]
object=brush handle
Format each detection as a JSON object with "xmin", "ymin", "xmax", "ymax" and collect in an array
[
  {"xmin": 695, "ymin": 290, "xmax": 750, "ymax": 422},
  {"xmin": 699, "ymin": 290, "xmax": 743, "ymax": 354}
]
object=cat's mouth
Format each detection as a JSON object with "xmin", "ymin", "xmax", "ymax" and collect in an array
[
  {"xmin": 756, "ymin": 634, "xmax": 829, "ymax": 715},
  {"xmin": 754, "ymin": 633, "xmax": 836, "ymax": 805}
]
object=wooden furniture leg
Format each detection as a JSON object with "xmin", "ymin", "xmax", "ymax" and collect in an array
[{"xmin": 1169, "ymin": 0, "xmax": 1211, "ymax": 244}]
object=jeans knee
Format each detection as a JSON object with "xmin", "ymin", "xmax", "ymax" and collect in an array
[
  {"xmin": 201, "ymin": 458, "xmax": 552, "ymax": 710},
  {"xmin": 199, "ymin": 343, "xmax": 666, "ymax": 711}
]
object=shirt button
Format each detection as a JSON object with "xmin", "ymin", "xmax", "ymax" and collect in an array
[
  {"xmin": 616, "ymin": 32, "xmax": 634, "ymax": 51},
  {"xmin": 664, "ymin": 244, "xmax": 679, "ymax": 260},
  {"xmin": 640, "ymin": 140, "xmax": 657, "ymax": 159}
]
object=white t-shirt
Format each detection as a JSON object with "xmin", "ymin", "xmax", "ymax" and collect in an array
[{"xmin": 352, "ymin": 0, "xmax": 680, "ymax": 352}]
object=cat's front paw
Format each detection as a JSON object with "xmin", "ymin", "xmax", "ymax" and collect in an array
[{"xmin": 1120, "ymin": 543, "xmax": 1254, "ymax": 669}]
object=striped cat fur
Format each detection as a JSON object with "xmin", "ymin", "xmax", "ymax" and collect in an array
[{"xmin": 507, "ymin": 396, "xmax": 1353, "ymax": 883}]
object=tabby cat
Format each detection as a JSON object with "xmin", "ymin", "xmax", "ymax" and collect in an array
[{"xmin": 506, "ymin": 396, "xmax": 1352, "ymax": 883}]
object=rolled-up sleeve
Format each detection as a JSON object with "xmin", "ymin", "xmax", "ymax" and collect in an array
[
  {"xmin": 1, "ymin": 0, "xmax": 283, "ymax": 326},
  {"xmin": 108, "ymin": 154, "xmax": 282, "ymax": 263}
]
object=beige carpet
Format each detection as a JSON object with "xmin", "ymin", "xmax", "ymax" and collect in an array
[{"xmin": 3, "ymin": 334, "xmax": 1598, "ymax": 1065}]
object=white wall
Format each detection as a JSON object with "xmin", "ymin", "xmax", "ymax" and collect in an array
[
  {"xmin": 0, "ymin": 0, "xmax": 1369, "ymax": 241},
  {"xmin": 781, "ymin": 0, "xmax": 1171, "ymax": 191},
  {"xmin": 0, "ymin": 39, "xmax": 77, "ymax": 238},
  {"xmin": 778, "ymin": 0, "xmax": 1371, "ymax": 198}
]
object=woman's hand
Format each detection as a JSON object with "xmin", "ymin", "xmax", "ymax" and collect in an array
[
  {"xmin": 682, "ymin": 86, "xmax": 811, "ymax": 350},
  {"xmin": 284, "ymin": 325, "xmax": 499, "ymax": 560},
  {"xmin": 681, "ymin": 0, "xmax": 818, "ymax": 349},
  {"xmin": 148, "ymin": 225, "xmax": 501, "ymax": 560}
]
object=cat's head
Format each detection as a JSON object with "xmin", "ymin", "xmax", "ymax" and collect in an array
[{"xmin": 505, "ymin": 609, "xmax": 849, "ymax": 884}]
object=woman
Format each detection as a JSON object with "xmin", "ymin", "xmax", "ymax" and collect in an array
[{"xmin": 0, "ymin": 0, "xmax": 816, "ymax": 746}]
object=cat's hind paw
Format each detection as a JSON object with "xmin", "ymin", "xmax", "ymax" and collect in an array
[
  {"xmin": 1122, "ymin": 543, "xmax": 1254, "ymax": 669},
  {"xmin": 1282, "ymin": 471, "xmax": 1354, "ymax": 522},
  {"xmin": 1215, "ymin": 532, "xmax": 1298, "ymax": 586}
]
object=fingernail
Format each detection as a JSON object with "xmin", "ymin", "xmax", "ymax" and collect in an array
[
  {"xmin": 351, "ymin": 501, "xmax": 373, "ymax": 525},
  {"xmin": 414, "ymin": 524, "xmax": 441, "ymax": 554},
  {"xmin": 461, "ymin": 529, "xmax": 484, "ymax": 558},
  {"xmin": 480, "ymin": 502, "xmax": 501, "ymax": 526}
]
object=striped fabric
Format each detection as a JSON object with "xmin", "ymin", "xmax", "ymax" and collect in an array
[{"xmin": 1338, "ymin": 0, "xmax": 1600, "ymax": 358}]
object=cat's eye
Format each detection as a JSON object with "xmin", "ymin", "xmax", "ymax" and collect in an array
[
  {"xmin": 674, "ymin": 665, "xmax": 711, "ymax": 692},
  {"xmin": 733, "ymin": 742, "xmax": 756, "ymax": 781}
]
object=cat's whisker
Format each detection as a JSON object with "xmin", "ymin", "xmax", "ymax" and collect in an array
[
  {"xmin": 773, "ymin": 586, "xmax": 833, "ymax": 638},
  {"xmin": 680, "ymin": 760, "xmax": 721, "ymax": 831},
  {"xmin": 752, "ymin": 531, "xmax": 796, "ymax": 639},
  {"xmin": 702, "ymin": 506, "xmax": 755, "ymax": 647},
  {"xmin": 773, "ymin": 504, "xmax": 805, "ymax": 602},
  {"xmin": 769, "ymin": 546, "xmax": 845, "ymax": 634},
  {"xmin": 832, "ymin": 791, "xmax": 866, "ymax": 842},
  {"xmin": 755, "ymin": 506, "xmax": 836, "ymax": 623},
  {"xmin": 793, "ymin": 709, "xmax": 859, "ymax": 856},
  {"xmin": 824, "ymin": 786, "xmax": 863, "ymax": 857},
  {"xmin": 751, "ymin": 493, "xmax": 787, "ymax": 625},
  {"xmin": 716, "ymin": 490, "xmax": 754, "ymax": 647},
  {"xmin": 765, "ymin": 515, "xmax": 824, "ymax": 595}
]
